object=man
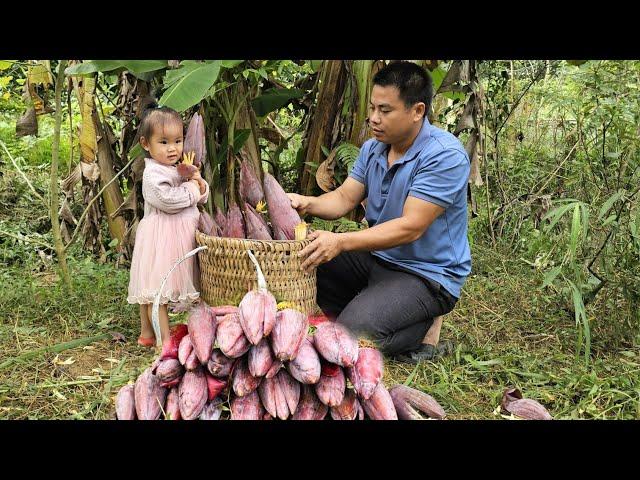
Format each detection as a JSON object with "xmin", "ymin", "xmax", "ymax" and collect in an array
[{"xmin": 288, "ymin": 61, "xmax": 471, "ymax": 363}]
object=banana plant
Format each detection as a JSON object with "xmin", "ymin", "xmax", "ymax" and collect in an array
[
  {"xmin": 311, "ymin": 60, "xmax": 385, "ymax": 196},
  {"xmin": 63, "ymin": 60, "xmax": 321, "ymax": 249},
  {"xmin": 298, "ymin": 60, "xmax": 349, "ymax": 195}
]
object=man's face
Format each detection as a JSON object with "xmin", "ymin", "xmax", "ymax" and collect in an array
[
  {"xmin": 368, "ymin": 85, "xmax": 424, "ymax": 145},
  {"xmin": 141, "ymin": 122, "xmax": 184, "ymax": 166}
]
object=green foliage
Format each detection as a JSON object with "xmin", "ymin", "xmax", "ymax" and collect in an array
[
  {"xmin": 3, "ymin": 63, "xmax": 640, "ymax": 418},
  {"xmin": 65, "ymin": 60, "xmax": 168, "ymax": 76},
  {"xmin": 160, "ymin": 61, "xmax": 221, "ymax": 112},
  {"xmin": 307, "ymin": 60, "xmax": 322, "ymax": 73},
  {"xmin": 331, "ymin": 142, "xmax": 360, "ymax": 186},
  {"xmin": 251, "ymin": 88, "xmax": 305, "ymax": 117},
  {"xmin": 474, "ymin": 60, "xmax": 640, "ymax": 356},
  {"xmin": 221, "ymin": 60, "xmax": 245, "ymax": 69},
  {"xmin": 0, "ymin": 61, "xmax": 27, "ymax": 103},
  {"xmin": 310, "ymin": 216, "xmax": 367, "ymax": 233},
  {"xmin": 431, "ymin": 65, "xmax": 447, "ymax": 91}
]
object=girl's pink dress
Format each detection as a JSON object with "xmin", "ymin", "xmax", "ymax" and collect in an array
[{"xmin": 127, "ymin": 158, "xmax": 209, "ymax": 306}]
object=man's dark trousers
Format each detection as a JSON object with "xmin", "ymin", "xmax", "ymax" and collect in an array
[{"xmin": 316, "ymin": 251, "xmax": 457, "ymax": 356}]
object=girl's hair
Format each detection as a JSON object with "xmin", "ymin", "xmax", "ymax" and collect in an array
[{"xmin": 137, "ymin": 95, "xmax": 183, "ymax": 140}]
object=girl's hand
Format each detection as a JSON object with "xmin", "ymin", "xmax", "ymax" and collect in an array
[
  {"xmin": 191, "ymin": 169, "xmax": 203, "ymax": 182},
  {"xmin": 190, "ymin": 177, "xmax": 206, "ymax": 195}
]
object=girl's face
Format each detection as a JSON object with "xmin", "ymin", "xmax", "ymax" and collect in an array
[{"xmin": 141, "ymin": 122, "xmax": 184, "ymax": 166}]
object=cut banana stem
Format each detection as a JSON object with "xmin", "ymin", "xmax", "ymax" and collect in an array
[{"xmin": 294, "ymin": 222, "xmax": 308, "ymax": 241}]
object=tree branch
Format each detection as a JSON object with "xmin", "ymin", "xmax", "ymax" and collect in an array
[
  {"xmin": 0, "ymin": 229, "xmax": 54, "ymax": 250},
  {"xmin": 495, "ymin": 65, "xmax": 546, "ymax": 137},
  {"xmin": 584, "ymin": 185, "xmax": 639, "ymax": 291},
  {"xmin": 583, "ymin": 278, "xmax": 607, "ymax": 307},
  {"xmin": 0, "ymin": 139, "xmax": 47, "ymax": 207},
  {"xmin": 531, "ymin": 140, "xmax": 580, "ymax": 198}
]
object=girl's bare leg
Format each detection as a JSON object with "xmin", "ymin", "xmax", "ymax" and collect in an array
[
  {"xmin": 145, "ymin": 304, "xmax": 170, "ymax": 344},
  {"xmin": 140, "ymin": 304, "xmax": 155, "ymax": 339}
]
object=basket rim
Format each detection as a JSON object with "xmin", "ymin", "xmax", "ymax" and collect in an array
[{"xmin": 196, "ymin": 230, "xmax": 312, "ymax": 246}]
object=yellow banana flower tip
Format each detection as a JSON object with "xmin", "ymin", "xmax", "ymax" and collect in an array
[
  {"xmin": 256, "ymin": 201, "xmax": 267, "ymax": 214},
  {"xmin": 276, "ymin": 302, "xmax": 296, "ymax": 311}
]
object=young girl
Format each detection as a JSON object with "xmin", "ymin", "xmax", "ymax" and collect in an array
[{"xmin": 127, "ymin": 99, "xmax": 209, "ymax": 347}]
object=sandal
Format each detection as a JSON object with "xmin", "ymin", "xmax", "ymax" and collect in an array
[
  {"xmin": 137, "ymin": 335, "xmax": 156, "ymax": 348},
  {"xmin": 392, "ymin": 339, "xmax": 456, "ymax": 364}
]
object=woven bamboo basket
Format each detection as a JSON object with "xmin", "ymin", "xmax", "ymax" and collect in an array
[{"xmin": 195, "ymin": 231, "xmax": 318, "ymax": 314}]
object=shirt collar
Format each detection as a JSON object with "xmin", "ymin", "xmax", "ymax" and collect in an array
[{"xmin": 371, "ymin": 117, "xmax": 432, "ymax": 168}]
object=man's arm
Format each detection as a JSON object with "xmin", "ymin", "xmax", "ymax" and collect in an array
[
  {"xmin": 299, "ymin": 196, "xmax": 444, "ymax": 272},
  {"xmin": 340, "ymin": 196, "xmax": 444, "ymax": 251},
  {"xmin": 288, "ymin": 177, "xmax": 366, "ymax": 221}
]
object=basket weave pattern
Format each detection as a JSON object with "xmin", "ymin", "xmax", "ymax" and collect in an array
[{"xmin": 196, "ymin": 231, "xmax": 317, "ymax": 314}]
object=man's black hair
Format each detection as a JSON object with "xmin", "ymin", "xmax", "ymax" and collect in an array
[{"xmin": 372, "ymin": 61, "xmax": 433, "ymax": 117}]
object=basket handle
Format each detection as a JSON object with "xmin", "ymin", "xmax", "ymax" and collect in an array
[
  {"xmin": 246, "ymin": 249, "xmax": 267, "ymax": 291},
  {"xmin": 151, "ymin": 245, "xmax": 208, "ymax": 347}
]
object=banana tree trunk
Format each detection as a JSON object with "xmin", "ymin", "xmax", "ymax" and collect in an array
[
  {"xmin": 342, "ymin": 60, "xmax": 383, "ymax": 220},
  {"xmin": 301, "ymin": 60, "xmax": 382, "ymax": 220},
  {"xmin": 212, "ymin": 76, "xmax": 264, "ymax": 210},
  {"xmin": 299, "ymin": 60, "xmax": 348, "ymax": 195},
  {"xmin": 226, "ymin": 120, "xmax": 237, "ymax": 206},
  {"xmin": 235, "ymin": 78, "xmax": 262, "ymax": 179},
  {"xmin": 50, "ymin": 60, "xmax": 71, "ymax": 290},
  {"xmin": 202, "ymin": 101, "xmax": 221, "ymax": 215},
  {"xmin": 107, "ymin": 73, "xmax": 152, "ymax": 257},
  {"xmin": 92, "ymin": 109, "xmax": 127, "ymax": 248},
  {"xmin": 434, "ymin": 60, "xmax": 483, "ymax": 216},
  {"xmin": 73, "ymin": 74, "xmax": 102, "ymax": 253},
  {"xmin": 73, "ymin": 73, "xmax": 126, "ymax": 253},
  {"xmin": 348, "ymin": 60, "xmax": 385, "ymax": 146}
]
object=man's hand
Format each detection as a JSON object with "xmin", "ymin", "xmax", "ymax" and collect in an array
[
  {"xmin": 299, "ymin": 230, "xmax": 342, "ymax": 273},
  {"xmin": 287, "ymin": 193, "xmax": 312, "ymax": 216}
]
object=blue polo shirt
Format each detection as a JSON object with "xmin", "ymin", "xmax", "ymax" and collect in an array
[{"xmin": 349, "ymin": 118, "xmax": 471, "ymax": 298}]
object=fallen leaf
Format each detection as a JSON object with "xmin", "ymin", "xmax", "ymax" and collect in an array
[
  {"xmin": 52, "ymin": 389, "xmax": 67, "ymax": 401},
  {"xmin": 110, "ymin": 332, "xmax": 126, "ymax": 343},
  {"xmin": 53, "ymin": 355, "xmax": 76, "ymax": 366}
]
